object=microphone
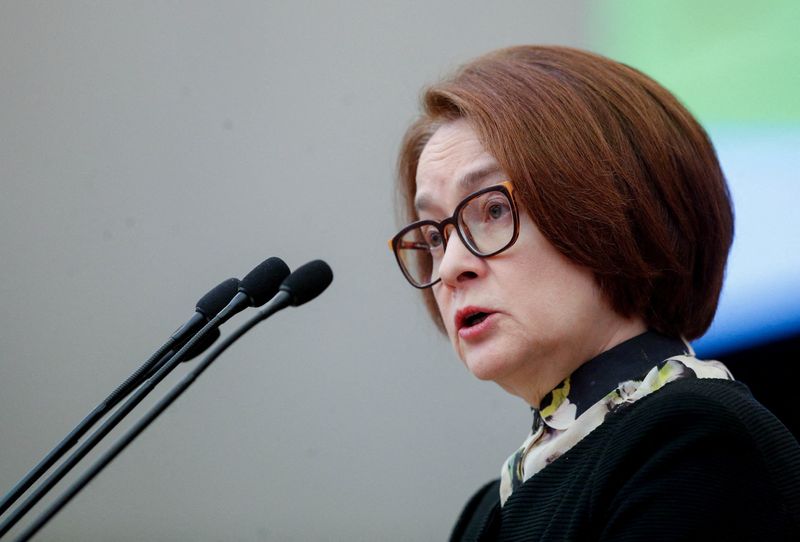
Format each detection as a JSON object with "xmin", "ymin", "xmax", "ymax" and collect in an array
[
  {"xmin": 211, "ymin": 256, "xmax": 292, "ymax": 324},
  {"xmin": 15, "ymin": 260, "xmax": 333, "ymax": 541},
  {"xmin": 139, "ymin": 279, "xmax": 240, "ymax": 381},
  {"xmin": 140, "ymin": 256, "xmax": 288, "ymax": 382},
  {"xmin": 170, "ymin": 278, "xmax": 241, "ymax": 345},
  {"xmin": 0, "ymin": 258, "xmax": 290, "ymax": 537},
  {"xmin": 139, "ymin": 259, "xmax": 288, "ymax": 383},
  {"xmin": 0, "ymin": 277, "xmax": 240, "ymax": 517},
  {"xmin": 280, "ymin": 259, "xmax": 335, "ymax": 306},
  {"xmin": 257, "ymin": 259, "xmax": 335, "ymax": 318}
]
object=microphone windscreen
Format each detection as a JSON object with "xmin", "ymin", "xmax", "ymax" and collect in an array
[
  {"xmin": 239, "ymin": 257, "xmax": 291, "ymax": 306},
  {"xmin": 280, "ymin": 260, "xmax": 333, "ymax": 306},
  {"xmin": 196, "ymin": 278, "xmax": 241, "ymax": 317}
]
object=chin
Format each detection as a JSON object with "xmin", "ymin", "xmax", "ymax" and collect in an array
[{"xmin": 461, "ymin": 350, "xmax": 518, "ymax": 382}]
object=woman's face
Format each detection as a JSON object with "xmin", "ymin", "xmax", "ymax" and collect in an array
[{"xmin": 414, "ymin": 119, "xmax": 645, "ymax": 406}]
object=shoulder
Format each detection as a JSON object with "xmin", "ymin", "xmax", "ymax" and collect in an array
[
  {"xmin": 607, "ymin": 377, "xmax": 793, "ymax": 449},
  {"xmin": 600, "ymin": 377, "xmax": 800, "ymax": 491},
  {"xmin": 593, "ymin": 377, "xmax": 800, "ymax": 539},
  {"xmin": 451, "ymin": 379, "xmax": 800, "ymax": 541}
]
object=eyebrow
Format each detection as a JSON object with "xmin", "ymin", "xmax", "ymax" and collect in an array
[{"xmin": 414, "ymin": 163, "xmax": 503, "ymax": 214}]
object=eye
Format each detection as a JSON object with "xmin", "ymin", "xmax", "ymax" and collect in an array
[
  {"xmin": 485, "ymin": 200, "xmax": 511, "ymax": 221},
  {"xmin": 422, "ymin": 227, "xmax": 444, "ymax": 248}
]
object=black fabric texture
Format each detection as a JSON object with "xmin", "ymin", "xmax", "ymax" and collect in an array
[
  {"xmin": 452, "ymin": 378, "xmax": 800, "ymax": 541},
  {"xmin": 450, "ymin": 479, "xmax": 501, "ymax": 542}
]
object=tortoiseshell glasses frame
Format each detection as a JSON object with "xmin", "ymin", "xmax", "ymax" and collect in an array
[{"xmin": 388, "ymin": 181, "xmax": 520, "ymax": 289}]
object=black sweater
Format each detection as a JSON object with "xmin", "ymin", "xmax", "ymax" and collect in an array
[{"xmin": 451, "ymin": 378, "xmax": 800, "ymax": 541}]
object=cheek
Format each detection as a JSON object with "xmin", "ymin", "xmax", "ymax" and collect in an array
[
  {"xmin": 533, "ymin": 265, "xmax": 602, "ymax": 325},
  {"xmin": 508, "ymin": 244, "xmax": 601, "ymax": 323},
  {"xmin": 433, "ymin": 287, "xmax": 457, "ymax": 337}
]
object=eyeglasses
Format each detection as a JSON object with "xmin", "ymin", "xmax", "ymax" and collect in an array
[{"xmin": 389, "ymin": 181, "xmax": 520, "ymax": 288}]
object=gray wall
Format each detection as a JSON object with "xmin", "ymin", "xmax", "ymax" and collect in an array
[{"xmin": 0, "ymin": 2, "xmax": 588, "ymax": 540}]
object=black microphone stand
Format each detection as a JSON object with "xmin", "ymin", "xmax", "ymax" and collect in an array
[
  {"xmin": 13, "ymin": 259, "xmax": 332, "ymax": 540},
  {"xmin": 0, "ymin": 295, "xmax": 246, "ymax": 538},
  {"xmin": 0, "ymin": 279, "xmax": 237, "ymax": 518},
  {"xmin": 13, "ymin": 291, "xmax": 295, "ymax": 541},
  {"xmin": 0, "ymin": 343, "xmax": 175, "ymax": 518}
]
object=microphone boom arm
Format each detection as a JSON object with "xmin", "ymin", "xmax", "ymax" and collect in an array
[{"xmin": 13, "ymin": 291, "xmax": 293, "ymax": 541}]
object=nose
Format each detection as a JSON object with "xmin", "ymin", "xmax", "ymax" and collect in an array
[{"xmin": 437, "ymin": 227, "xmax": 483, "ymax": 287}]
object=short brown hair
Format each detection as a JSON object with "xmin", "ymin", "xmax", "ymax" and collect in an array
[{"xmin": 396, "ymin": 46, "xmax": 733, "ymax": 340}]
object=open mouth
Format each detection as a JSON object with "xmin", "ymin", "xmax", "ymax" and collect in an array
[
  {"xmin": 457, "ymin": 307, "xmax": 494, "ymax": 331},
  {"xmin": 462, "ymin": 312, "xmax": 490, "ymax": 328}
]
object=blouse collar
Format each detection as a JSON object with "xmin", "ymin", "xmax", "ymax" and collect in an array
[{"xmin": 535, "ymin": 331, "xmax": 692, "ymax": 431}]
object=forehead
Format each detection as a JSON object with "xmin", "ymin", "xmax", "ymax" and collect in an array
[{"xmin": 414, "ymin": 120, "xmax": 503, "ymax": 215}]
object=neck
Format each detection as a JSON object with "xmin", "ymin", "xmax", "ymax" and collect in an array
[{"xmin": 507, "ymin": 317, "xmax": 648, "ymax": 408}]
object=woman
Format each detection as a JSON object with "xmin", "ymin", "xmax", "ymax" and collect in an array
[{"xmin": 389, "ymin": 46, "xmax": 800, "ymax": 540}]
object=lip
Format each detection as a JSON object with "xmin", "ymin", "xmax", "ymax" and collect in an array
[
  {"xmin": 455, "ymin": 305, "xmax": 497, "ymax": 332},
  {"xmin": 457, "ymin": 312, "xmax": 498, "ymax": 341}
]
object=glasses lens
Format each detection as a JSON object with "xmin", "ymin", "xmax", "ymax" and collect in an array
[
  {"xmin": 395, "ymin": 224, "xmax": 443, "ymax": 287},
  {"xmin": 458, "ymin": 189, "xmax": 515, "ymax": 254}
]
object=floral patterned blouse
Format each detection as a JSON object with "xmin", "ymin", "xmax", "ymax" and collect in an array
[{"xmin": 499, "ymin": 331, "xmax": 733, "ymax": 506}]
